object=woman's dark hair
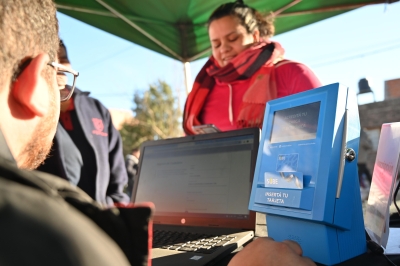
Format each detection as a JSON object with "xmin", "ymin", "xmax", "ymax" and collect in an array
[{"xmin": 208, "ymin": 0, "xmax": 275, "ymax": 38}]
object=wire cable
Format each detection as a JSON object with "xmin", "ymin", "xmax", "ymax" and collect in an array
[
  {"xmin": 77, "ymin": 46, "xmax": 134, "ymax": 71},
  {"xmin": 367, "ymin": 240, "xmax": 397, "ymax": 266},
  {"xmin": 305, "ymin": 38, "xmax": 400, "ymax": 64},
  {"xmin": 394, "ymin": 178, "xmax": 400, "ymax": 215},
  {"xmin": 310, "ymin": 43, "xmax": 400, "ymax": 68}
]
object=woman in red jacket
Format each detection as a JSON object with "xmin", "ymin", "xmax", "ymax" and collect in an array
[{"xmin": 183, "ymin": 0, "xmax": 322, "ymax": 135}]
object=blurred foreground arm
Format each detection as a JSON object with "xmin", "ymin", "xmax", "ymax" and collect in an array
[{"xmin": 229, "ymin": 237, "xmax": 316, "ymax": 266}]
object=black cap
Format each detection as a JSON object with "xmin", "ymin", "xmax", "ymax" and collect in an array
[{"xmin": 58, "ymin": 40, "xmax": 70, "ymax": 64}]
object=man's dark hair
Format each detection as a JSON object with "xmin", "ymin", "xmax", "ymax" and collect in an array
[
  {"xmin": 58, "ymin": 40, "xmax": 71, "ymax": 65},
  {"xmin": 0, "ymin": 0, "xmax": 59, "ymax": 90}
]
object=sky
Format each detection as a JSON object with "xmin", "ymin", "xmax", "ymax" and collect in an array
[{"xmin": 57, "ymin": 2, "xmax": 400, "ymax": 112}]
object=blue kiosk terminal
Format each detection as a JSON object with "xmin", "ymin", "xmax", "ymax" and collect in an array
[{"xmin": 249, "ymin": 83, "xmax": 367, "ymax": 265}]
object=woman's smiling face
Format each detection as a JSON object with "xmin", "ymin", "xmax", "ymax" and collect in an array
[{"xmin": 208, "ymin": 15, "xmax": 259, "ymax": 67}]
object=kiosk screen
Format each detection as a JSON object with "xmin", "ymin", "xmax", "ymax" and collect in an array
[{"xmin": 270, "ymin": 102, "xmax": 320, "ymax": 143}]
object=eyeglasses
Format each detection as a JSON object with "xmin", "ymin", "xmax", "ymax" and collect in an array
[
  {"xmin": 48, "ymin": 62, "xmax": 79, "ymax": 102},
  {"xmin": 12, "ymin": 59, "xmax": 79, "ymax": 102}
]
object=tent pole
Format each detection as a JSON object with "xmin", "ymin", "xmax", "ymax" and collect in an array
[{"xmin": 183, "ymin": 62, "xmax": 192, "ymax": 95}]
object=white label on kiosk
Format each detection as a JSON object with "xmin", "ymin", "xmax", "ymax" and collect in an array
[{"xmin": 264, "ymin": 172, "xmax": 303, "ymax": 189}]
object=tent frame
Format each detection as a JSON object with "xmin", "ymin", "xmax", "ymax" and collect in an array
[{"xmin": 56, "ymin": 0, "xmax": 395, "ymax": 93}]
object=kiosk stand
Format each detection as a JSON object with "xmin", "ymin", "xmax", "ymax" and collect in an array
[{"xmin": 249, "ymin": 83, "xmax": 366, "ymax": 265}]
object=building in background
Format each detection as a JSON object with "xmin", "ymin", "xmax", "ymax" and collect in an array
[
  {"xmin": 359, "ymin": 77, "xmax": 400, "ymax": 175},
  {"xmin": 109, "ymin": 109, "xmax": 134, "ymax": 130}
]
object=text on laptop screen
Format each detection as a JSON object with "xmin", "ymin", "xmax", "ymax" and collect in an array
[
  {"xmin": 135, "ymin": 134, "xmax": 255, "ymax": 220},
  {"xmin": 270, "ymin": 102, "xmax": 321, "ymax": 143}
]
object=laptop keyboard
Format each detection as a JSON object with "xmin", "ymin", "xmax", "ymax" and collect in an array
[{"xmin": 153, "ymin": 230, "xmax": 237, "ymax": 254}]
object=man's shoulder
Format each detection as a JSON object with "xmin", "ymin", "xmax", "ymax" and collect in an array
[
  {"xmin": 0, "ymin": 156, "xmax": 97, "ymax": 205},
  {"xmin": 0, "ymin": 162, "xmax": 130, "ymax": 265},
  {"xmin": 33, "ymin": 169, "xmax": 101, "ymax": 204}
]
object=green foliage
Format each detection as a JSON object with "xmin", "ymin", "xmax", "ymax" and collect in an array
[{"xmin": 120, "ymin": 80, "xmax": 183, "ymax": 155}]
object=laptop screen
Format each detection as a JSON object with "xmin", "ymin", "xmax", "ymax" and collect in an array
[{"xmin": 132, "ymin": 128, "xmax": 259, "ymax": 229}]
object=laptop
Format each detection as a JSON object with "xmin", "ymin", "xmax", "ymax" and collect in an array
[{"xmin": 131, "ymin": 128, "xmax": 260, "ymax": 266}]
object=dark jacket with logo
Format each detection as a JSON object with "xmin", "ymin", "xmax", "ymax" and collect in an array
[{"xmin": 38, "ymin": 89, "xmax": 129, "ymax": 206}]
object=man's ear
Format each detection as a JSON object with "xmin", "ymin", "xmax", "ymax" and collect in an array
[{"xmin": 12, "ymin": 53, "xmax": 51, "ymax": 117}]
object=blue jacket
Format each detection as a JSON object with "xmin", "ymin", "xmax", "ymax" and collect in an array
[{"xmin": 39, "ymin": 89, "xmax": 129, "ymax": 205}]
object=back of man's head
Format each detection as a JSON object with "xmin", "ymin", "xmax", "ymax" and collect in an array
[
  {"xmin": 0, "ymin": 0, "xmax": 59, "ymax": 90},
  {"xmin": 0, "ymin": 0, "xmax": 60, "ymax": 170}
]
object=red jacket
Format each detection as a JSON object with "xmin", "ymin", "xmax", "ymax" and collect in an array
[{"xmin": 200, "ymin": 60, "xmax": 322, "ymax": 131}]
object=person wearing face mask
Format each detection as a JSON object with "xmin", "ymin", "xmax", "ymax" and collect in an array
[{"xmin": 183, "ymin": 0, "xmax": 322, "ymax": 135}]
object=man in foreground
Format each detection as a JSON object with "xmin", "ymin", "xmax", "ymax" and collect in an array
[
  {"xmin": 0, "ymin": 1, "xmax": 141, "ymax": 265},
  {"xmin": 0, "ymin": 0, "xmax": 314, "ymax": 265}
]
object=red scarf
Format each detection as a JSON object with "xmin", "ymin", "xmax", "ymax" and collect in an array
[{"xmin": 183, "ymin": 42, "xmax": 284, "ymax": 135}]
